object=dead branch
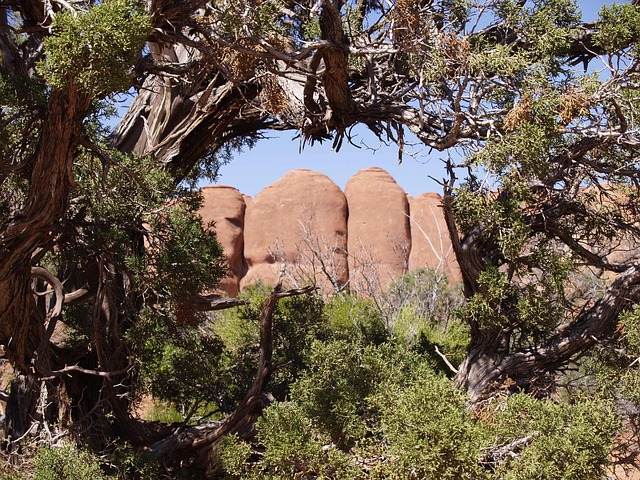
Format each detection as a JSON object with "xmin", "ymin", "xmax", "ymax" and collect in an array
[
  {"xmin": 30, "ymin": 266, "xmax": 64, "ymax": 320},
  {"xmin": 479, "ymin": 435, "xmax": 535, "ymax": 467},
  {"xmin": 434, "ymin": 345, "xmax": 459, "ymax": 375},
  {"xmin": 193, "ymin": 294, "xmax": 246, "ymax": 311}
]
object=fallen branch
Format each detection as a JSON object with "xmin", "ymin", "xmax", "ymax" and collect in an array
[
  {"xmin": 479, "ymin": 435, "xmax": 536, "ymax": 467},
  {"xmin": 193, "ymin": 294, "xmax": 246, "ymax": 311}
]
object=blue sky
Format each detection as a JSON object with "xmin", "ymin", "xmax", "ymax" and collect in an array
[
  {"xmin": 208, "ymin": 1, "xmax": 610, "ymax": 197},
  {"xmin": 213, "ymin": 128, "xmax": 454, "ymax": 197}
]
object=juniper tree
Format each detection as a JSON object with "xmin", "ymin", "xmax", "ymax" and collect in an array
[{"xmin": 2, "ymin": 0, "xmax": 640, "ymax": 473}]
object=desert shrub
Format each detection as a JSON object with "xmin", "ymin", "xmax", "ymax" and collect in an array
[
  {"xmin": 245, "ymin": 402, "xmax": 357, "ymax": 479},
  {"xmin": 32, "ymin": 443, "xmax": 109, "ymax": 480},
  {"xmin": 102, "ymin": 442, "xmax": 164, "ymax": 480},
  {"xmin": 324, "ymin": 294, "xmax": 388, "ymax": 345},
  {"xmin": 213, "ymin": 283, "xmax": 328, "ymax": 406},
  {"xmin": 287, "ymin": 340, "xmax": 377, "ymax": 446},
  {"xmin": 214, "ymin": 434, "xmax": 254, "ymax": 479},
  {"xmin": 127, "ymin": 308, "xmax": 230, "ymax": 417},
  {"xmin": 385, "ymin": 269, "xmax": 463, "ymax": 331},
  {"xmin": 38, "ymin": 0, "xmax": 150, "ymax": 95},
  {"xmin": 379, "ymin": 269, "xmax": 469, "ymax": 372},
  {"xmin": 288, "ymin": 340, "xmax": 436, "ymax": 447},
  {"xmin": 242, "ymin": 339, "xmax": 619, "ymax": 480},
  {"xmin": 367, "ymin": 369, "xmax": 489, "ymax": 480},
  {"xmin": 491, "ymin": 394, "xmax": 620, "ymax": 480}
]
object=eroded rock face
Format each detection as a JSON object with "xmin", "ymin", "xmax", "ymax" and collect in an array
[
  {"xmin": 408, "ymin": 193, "xmax": 460, "ymax": 281},
  {"xmin": 199, "ymin": 185, "xmax": 246, "ymax": 296},
  {"xmin": 200, "ymin": 167, "xmax": 461, "ymax": 297},
  {"xmin": 240, "ymin": 169, "xmax": 349, "ymax": 293},
  {"xmin": 344, "ymin": 167, "xmax": 411, "ymax": 293}
]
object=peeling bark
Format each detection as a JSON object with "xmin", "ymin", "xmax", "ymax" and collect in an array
[{"xmin": 0, "ymin": 87, "xmax": 91, "ymax": 369}]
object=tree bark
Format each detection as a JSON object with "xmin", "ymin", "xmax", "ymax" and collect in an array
[
  {"xmin": 455, "ymin": 266, "xmax": 640, "ymax": 400},
  {"xmin": 0, "ymin": 87, "xmax": 91, "ymax": 369}
]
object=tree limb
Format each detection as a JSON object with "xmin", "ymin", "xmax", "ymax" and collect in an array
[{"xmin": 146, "ymin": 284, "xmax": 317, "ymax": 466}]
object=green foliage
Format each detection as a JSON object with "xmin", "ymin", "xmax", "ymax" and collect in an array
[
  {"xmin": 127, "ymin": 308, "xmax": 229, "ymax": 414},
  {"xmin": 102, "ymin": 442, "xmax": 164, "ymax": 480},
  {"xmin": 377, "ymin": 269, "xmax": 468, "ymax": 371},
  {"xmin": 414, "ymin": 315, "xmax": 470, "ymax": 373},
  {"xmin": 492, "ymin": 394, "xmax": 619, "ymax": 480},
  {"xmin": 250, "ymin": 401, "xmax": 357, "ymax": 479},
  {"xmin": 246, "ymin": 341, "xmax": 619, "ymax": 479},
  {"xmin": 214, "ymin": 434, "xmax": 254, "ymax": 478},
  {"xmin": 324, "ymin": 295, "xmax": 387, "ymax": 345},
  {"xmin": 470, "ymin": 0, "xmax": 580, "ymax": 78},
  {"xmin": 210, "ymin": 0, "xmax": 286, "ymax": 41},
  {"xmin": 212, "ymin": 283, "xmax": 328, "ymax": 405},
  {"xmin": 595, "ymin": 3, "xmax": 640, "ymax": 54},
  {"xmin": 142, "ymin": 400, "xmax": 185, "ymax": 423},
  {"xmin": 130, "ymin": 283, "xmax": 327, "ymax": 416},
  {"xmin": 523, "ymin": 0, "xmax": 581, "ymax": 57},
  {"xmin": 453, "ymin": 184, "xmax": 531, "ymax": 260},
  {"xmin": 620, "ymin": 305, "xmax": 640, "ymax": 360},
  {"xmin": 38, "ymin": 0, "xmax": 150, "ymax": 95},
  {"xmin": 32, "ymin": 444, "xmax": 110, "ymax": 480},
  {"xmin": 70, "ymin": 148, "xmax": 226, "ymax": 303},
  {"xmin": 582, "ymin": 305, "xmax": 640, "ymax": 408},
  {"xmin": 289, "ymin": 340, "xmax": 434, "ymax": 447},
  {"xmin": 144, "ymin": 203, "xmax": 227, "ymax": 302},
  {"xmin": 257, "ymin": 402, "xmax": 327, "ymax": 470},
  {"xmin": 288, "ymin": 340, "xmax": 377, "ymax": 445},
  {"xmin": 303, "ymin": 17, "xmax": 321, "ymax": 41},
  {"xmin": 367, "ymin": 370, "xmax": 489, "ymax": 479},
  {"xmin": 0, "ymin": 74, "xmax": 46, "ymax": 167},
  {"xmin": 455, "ymin": 264, "xmax": 515, "ymax": 332},
  {"xmin": 456, "ymin": 250, "xmax": 573, "ymax": 341}
]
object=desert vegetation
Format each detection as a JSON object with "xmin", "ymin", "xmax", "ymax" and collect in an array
[{"xmin": 2, "ymin": 0, "xmax": 640, "ymax": 477}]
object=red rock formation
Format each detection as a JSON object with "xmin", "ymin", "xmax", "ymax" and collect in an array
[
  {"xmin": 200, "ymin": 168, "xmax": 462, "ymax": 297},
  {"xmin": 199, "ymin": 186, "xmax": 246, "ymax": 296},
  {"xmin": 408, "ymin": 193, "xmax": 460, "ymax": 282},
  {"xmin": 240, "ymin": 169, "xmax": 349, "ymax": 293},
  {"xmin": 344, "ymin": 167, "xmax": 411, "ymax": 294}
]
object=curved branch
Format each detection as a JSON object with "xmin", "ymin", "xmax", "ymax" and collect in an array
[
  {"xmin": 459, "ymin": 265, "xmax": 640, "ymax": 398},
  {"xmin": 30, "ymin": 266, "xmax": 63, "ymax": 320},
  {"xmin": 147, "ymin": 284, "xmax": 318, "ymax": 466}
]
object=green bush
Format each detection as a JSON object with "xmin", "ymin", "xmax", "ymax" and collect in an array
[
  {"xmin": 325, "ymin": 295, "xmax": 388, "ymax": 345},
  {"xmin": 244, "ymin": 338, "xmax": 619, "ymax": 480},
  {"xmin": 39, "ymin": 0, "xmax": 150, "ymax": 94},
  {"xmin": 368, "ymin": 370, "xmax": 489, "ymax": 480},
  {"xmin": 212, "ymin": 283, "xmax": 328, "ymax": 405},
  {"xmin": 252, "ymin": 402, "xmax": 358, "ymax": 479},
  {"xmin": 382, "ymin": 269, "xmax": 468, "ymax": 371},
  {"xmin": 492, "ymin": 394, "xmax": 619, "ymax": 480},
  {"xmin": 288, "ymin": 340, "xmax": 376, "ymax": 446},
  {"xmin": 102, "ymin": 442, "xmax": 163, "ymax": 480},
  {"xmin": 33, "ymin": 444, "xmax": 109, "ymax": 480},
  {"xmin": 128, "ymin": 308, "xmax": 230, "ymax": 416},
  {"xmin": 214, "ymin": 434, "xmax": 253, "ymax": 478}
]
